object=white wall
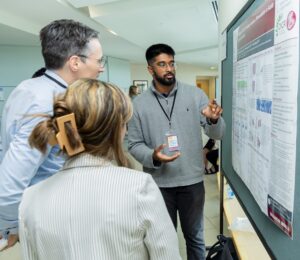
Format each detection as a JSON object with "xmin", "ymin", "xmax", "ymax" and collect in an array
[
  {"xmin": 130, "ymin": 63, "xmax": 218, "ymax": 87},
  {"xmin": 176, "ymin": 64, "xmax": 218, "ymax": 86},
  {"xmin": 106, "ymin": 56, "xmax": 131, "ymax": 90},
  {"xmin": 219, "ymin": 0, "xmax": 249, "ymax": 33},
  {"xmin": 0, "ymin": 46, "xmax": 43, "ymax": 116},
  {"xmin": 130, "ymin": 63, "xmax": 152, "ymax": 87},
  {"xmin": 0, "ymin": 45, "xmax": 43, "ymax": 86},
  {"xmin": 218, "ymin": 0, "xmax": 250, "ymax": 95}
]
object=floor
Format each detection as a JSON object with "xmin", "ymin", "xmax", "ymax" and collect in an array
[{"xmin": 0, "ymin": 155, "xmax": 225, "ymax": 260}]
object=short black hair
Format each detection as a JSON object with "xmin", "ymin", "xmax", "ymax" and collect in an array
[
  {"xmin": 40, "ymin": 19, "xmax": 99, "ymax": 70},
  {"xmin": 145, "ymin": 44, "xmax": 175, "ymax": 65}
]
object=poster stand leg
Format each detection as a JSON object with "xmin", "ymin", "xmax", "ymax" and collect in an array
[{"xmin": 220, "ymin": 170, "xmax": 224, "ymax": 234}]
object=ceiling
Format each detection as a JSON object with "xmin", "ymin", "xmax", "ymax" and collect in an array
[{"xmin": 0, "ymin": 0, "xmax": 219, "ymax": 69}]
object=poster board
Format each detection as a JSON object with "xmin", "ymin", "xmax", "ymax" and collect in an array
[{"xmin": 221, "ymin": 0, "xmax": 300, "ymax": 258}]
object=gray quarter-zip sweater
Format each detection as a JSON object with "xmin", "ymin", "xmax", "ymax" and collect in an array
[{"xmin": 128, "ymin": 81, "xmax": 225, "ymax": 187}]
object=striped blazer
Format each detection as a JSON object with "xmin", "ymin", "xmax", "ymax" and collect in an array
[{"xmin": 19, "ymin": 153, "xmax": 181, "ymax": 260}]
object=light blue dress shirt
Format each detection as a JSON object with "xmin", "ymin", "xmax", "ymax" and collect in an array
[{"xmin": 0, "ymin": 70, "xmax": 66, "ymax": 236}]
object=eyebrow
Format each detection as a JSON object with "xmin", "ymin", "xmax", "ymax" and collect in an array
[{"xmin": 156, "ymin": 60, "xmax": 175, "ymax": 64}]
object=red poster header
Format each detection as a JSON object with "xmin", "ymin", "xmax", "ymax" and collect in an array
[{"xmin": 238, "ymin": 0, "xmax": 275, "ymax": 49}]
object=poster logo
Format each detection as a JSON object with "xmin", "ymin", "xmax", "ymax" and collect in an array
[
  {"xmin": 287, "ymin": 10, "xmax": 296, "ymax": 30},
  {"xmin": 275, "ymin": 10, "xmax": 297, "ymax": 36}
]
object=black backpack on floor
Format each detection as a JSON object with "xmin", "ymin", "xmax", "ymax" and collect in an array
[{"xmin": 206, "ymin": 235, "xmax": 238, "ymax": 260}]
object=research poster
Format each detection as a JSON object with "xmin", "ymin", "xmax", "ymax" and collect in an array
[{"xmin": 232, "ymin": 0, "xmax": 298, "ymax": 237}]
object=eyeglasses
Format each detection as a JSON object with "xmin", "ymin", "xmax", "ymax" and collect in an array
[
  {"xmin": 78, "ymin": 54, "xmax": 107, "ymax": 68},
  {"xmin": 154, "ymin": 61, "xmax": 177, "ymax": 69}
]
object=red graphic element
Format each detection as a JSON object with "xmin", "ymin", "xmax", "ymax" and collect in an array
[
  {"xmin": 286, "ymin": 10, "xmax": 296, "ymax": 30},
  {"xmin": 268, "ymin": 204, "xmax": 292, "ymax": 237},
  {"xmin": 238, "ymin": 0, "xmax": 275, "ymax": 49}
]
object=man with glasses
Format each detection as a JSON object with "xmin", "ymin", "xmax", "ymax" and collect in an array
[
  {"xmin": 128, "ymin": 43, "xmax": 225, "ymax": 260},
  {"xmin": 0, "ymin": 19, "xmax": 105, "ymax": 250}
]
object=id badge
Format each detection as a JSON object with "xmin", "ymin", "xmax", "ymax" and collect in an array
[{"xmin": 165, "ymin": 131, "xmax": 180, "ymax": 152}]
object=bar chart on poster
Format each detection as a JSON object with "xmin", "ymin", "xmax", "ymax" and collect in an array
[{"xmin": 221, "ymin": 0, "xmax": 300, "ymax": 259}]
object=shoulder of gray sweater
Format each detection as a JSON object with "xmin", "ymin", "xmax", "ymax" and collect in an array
[{"xmin": 133, "ymin": 88, "xmax": 153, "ymax": 104}]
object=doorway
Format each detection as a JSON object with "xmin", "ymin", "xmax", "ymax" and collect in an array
[{"xmin": 196, "ymin": 77, "xmax": 216, "ymax": 100}]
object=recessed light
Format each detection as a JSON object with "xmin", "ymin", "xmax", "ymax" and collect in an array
[{"xmin": 108, "ymin": 29, "xmax": 118, "ymax": 36}]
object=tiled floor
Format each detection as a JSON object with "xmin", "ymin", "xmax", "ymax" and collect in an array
[
  {"xmin": 0, "ymin": 155, "xmax": 224, "ymax": 260},
  {"xmin": 0, "ymin": 241, "xmax": 20, "ymax": 260}
]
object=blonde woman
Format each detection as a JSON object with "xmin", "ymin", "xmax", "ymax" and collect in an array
[{"xmin": 19, "ymin": 79, "xmax": 181, "ymax": 260}]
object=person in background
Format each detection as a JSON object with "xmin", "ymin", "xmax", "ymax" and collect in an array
[
  {"xmin": 124, "ymin": 85, "xmax": 140, "ymax": 150},
  {"xmin": 128, "ymin": 43, "xmax": 225, "ymax": 260},
  {"xmin": 129, "ymin": 84, "xmax": 140, "ymax": 100},
  {"xmin": 203, "ymin": 138, "xmax": 219, "ymax": 174},
  {"xmin": 19, "ymin": 79, "xmax": 181, "ymax": 260},
  {"xmin": 0, "ymin": 19, "xmax": 105, "ymax": 250}
]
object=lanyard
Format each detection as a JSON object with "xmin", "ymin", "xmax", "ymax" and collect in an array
[
  {"xmin": 154, "ymin": 90, "xmax": 177, "ymax": 128},
  {"xmin": 44, "ymin": 73, "xmax": 67, "ymax": 89}
]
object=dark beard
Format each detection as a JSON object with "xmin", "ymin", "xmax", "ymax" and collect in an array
[{"xmin": 154, "ymin": 71, "xmax": 176, "ymax": 86}]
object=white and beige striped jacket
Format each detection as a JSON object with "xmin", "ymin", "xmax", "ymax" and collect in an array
[{"xmin": 19, "ymin": 153, "xmax": 181, "ymax": 260}]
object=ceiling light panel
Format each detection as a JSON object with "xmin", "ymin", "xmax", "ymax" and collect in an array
[{"xmin": 66, "ymin": 0, "xmax": 121, "ymax": 8}]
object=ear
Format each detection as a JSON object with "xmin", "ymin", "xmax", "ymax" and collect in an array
[
  {"xmin": 68, "ymin": 55, "xmax": 81, "ymax": 72},
  {"xmin": 147, "ymin": 65, "xmax": 154, "ymax": 75}
]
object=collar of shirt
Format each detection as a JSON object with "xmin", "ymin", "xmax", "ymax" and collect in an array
[
  {"xmin": 150, "ymin": 81, "xmax": 178, "ymax": 98},
  {"xmin": 44, "ymin": 69, "xmax": 68, "ymax": 88},
  {"xmin": 62, "ymin": 153, "xmax": 114, "ymax": 172}
]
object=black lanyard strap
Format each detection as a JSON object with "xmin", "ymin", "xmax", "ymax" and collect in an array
[
  {"xmin": 154, "ymin": 90, "xmax": 177, "ymax": 127},
  {"xmin": 44, "ymin": 73, "xmax": 67, "ymax": 89}
]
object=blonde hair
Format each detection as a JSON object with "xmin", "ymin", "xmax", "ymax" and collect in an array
[{"xmin": 29, "ymin": 79, "xmax": 133, "ymax": 167}]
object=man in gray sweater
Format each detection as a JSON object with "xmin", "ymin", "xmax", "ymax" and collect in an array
[{"xmin": 128, "ymin": 43, "xmax": 225, "ymax": 260}]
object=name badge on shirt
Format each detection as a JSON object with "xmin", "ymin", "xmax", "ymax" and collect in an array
[{"xmin": 165, "ymin": 130, "xmax": 180, "ymax": 152}]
